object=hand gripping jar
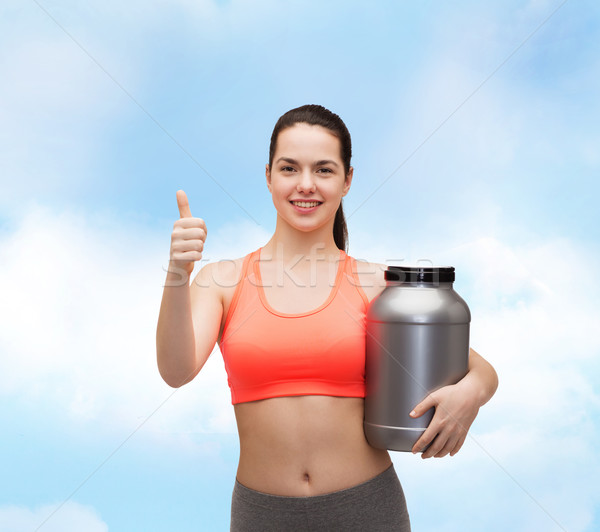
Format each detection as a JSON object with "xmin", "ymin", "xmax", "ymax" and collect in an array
[{"xmin": 363, "ymin": 265, "xmax": 471, "ymax": 452}]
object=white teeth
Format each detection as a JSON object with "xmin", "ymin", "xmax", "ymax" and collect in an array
[{"xmin": 292, "ymin": 201, "xmax": 321, "ymax": 208}]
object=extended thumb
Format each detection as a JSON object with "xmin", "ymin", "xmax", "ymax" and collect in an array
[{"xmin": 177, "ymin": 189, "xmax": 193, "ymax": 218}]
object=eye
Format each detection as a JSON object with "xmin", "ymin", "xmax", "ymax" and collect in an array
[
  {"xmin": 318, "ymin": 168, "xmax": 333, "ymax": 173},
  {"xmin": 280, "ymin": 166, "xmax": 295, "ymax": 172}
]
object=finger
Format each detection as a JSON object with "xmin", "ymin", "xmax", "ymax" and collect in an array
[
  {"xmin": 174, "ymin": 227, "xmax": 206, "ymax": 241},
  {"xmin": 175, "ymin": 217, "xmax": 207, "ymax": 232},
  {"xmin": 410, "ymin": 393, "xmax": 437, "ymax": 419},
  {"xmin": 421, "ymin": 434, "xmax": 445, "ymax": 459},
  {"xmin": 177, "ymin": 189, "xmax": 192, "ymax": 218},
  {"xmin": 172, "ymin": 235, "xmax": 204, "ymax": 254},
  {"xmin": 450, "ymin": 432, "xmax": 469, "ymax": 457},
  {"xmin": 411, "ymin": 423, "xmax": 437, "ymax": 454},
  {"xmin": 434, "ymin": 434, "xmax": 460, "ymax": 458}
]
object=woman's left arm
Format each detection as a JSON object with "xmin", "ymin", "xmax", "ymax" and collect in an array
[{"xmin": 409, "ymin": 347, "xmax": 499, "ymax": 459}]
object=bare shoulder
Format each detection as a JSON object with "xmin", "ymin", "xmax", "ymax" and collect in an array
[
  {"xmin": 194, "ymin": 255, "xmax": 246, "ymax": 297},
  {"xmin": 191, "ymin": 255, "xmax": 248, "ymax": 345},
  {"xmin": 351, "ymin": 257, "xmax": 388, "ymax": 303}
]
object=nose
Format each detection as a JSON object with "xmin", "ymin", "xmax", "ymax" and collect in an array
[{"xmin": 297, "ymin": 169, "xmax": 316, "ymax": 193}]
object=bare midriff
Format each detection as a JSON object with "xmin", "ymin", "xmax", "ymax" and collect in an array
[{"xmin": 233, "ymin": 394, "xmax": 392, "ymax": 497}]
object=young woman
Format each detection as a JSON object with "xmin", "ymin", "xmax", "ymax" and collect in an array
[{"xmin": 157, "ymin": 104, "xmax": 498, "ymax": 531}]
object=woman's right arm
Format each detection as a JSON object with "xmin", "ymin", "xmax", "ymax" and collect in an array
[{"xmin": 156, "ymin": 190, "xmax": 222, "ymax": 388}]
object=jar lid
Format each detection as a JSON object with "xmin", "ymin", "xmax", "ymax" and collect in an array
[{"xmin": 385, "ymin": 266, "xmax": 455, "ymax": 283}]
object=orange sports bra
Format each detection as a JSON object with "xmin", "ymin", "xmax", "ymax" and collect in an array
[{"xmin": 219, "ymin": 246, "xmax": 370, "ymax": 405}]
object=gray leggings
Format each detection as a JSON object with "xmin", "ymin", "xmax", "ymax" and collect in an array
[{"xmin": 230, "ymin": 463, "xmax": 411, "ymax": 531}]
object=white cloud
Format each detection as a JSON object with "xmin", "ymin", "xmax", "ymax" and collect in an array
[
  {"xmin": 0, "ymin": 201, "xmax": 269, "ymax": 448},
  {"xmin": 0, "ymin": 500, "xmax": 107, "ymax": 532}
]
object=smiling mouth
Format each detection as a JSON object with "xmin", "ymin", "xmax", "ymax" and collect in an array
[{"xmin": 290, "ymin": 200, "xmax": 323, "ymax": 207}]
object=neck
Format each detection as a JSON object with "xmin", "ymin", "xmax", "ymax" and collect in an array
[{"xmin": 262, "ymin": 215, "xmax": 341, "ymax": 264}]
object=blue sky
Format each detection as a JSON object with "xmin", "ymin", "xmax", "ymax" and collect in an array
[{"xmin": 1, "ymin": 0, "xmax": 599, "ymax": 530}]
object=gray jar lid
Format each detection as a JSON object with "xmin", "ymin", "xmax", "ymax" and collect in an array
[{"xmin": 385, "ymin": 266, "xmax": 455, "ymax": 283}]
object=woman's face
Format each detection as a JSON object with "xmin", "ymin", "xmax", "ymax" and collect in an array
[{"xmin": 266, "ymin": 123, "xmax": 353, "ymax": 233}]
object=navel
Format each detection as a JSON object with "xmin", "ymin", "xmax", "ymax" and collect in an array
[{"xmin": 303, "ymin": 472, "xmax": 311, "ymax": 483}]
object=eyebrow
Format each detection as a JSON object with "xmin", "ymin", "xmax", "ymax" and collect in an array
[{"xmin": 275, "ymin": 157, "xmax": 339, "ymax": 168}]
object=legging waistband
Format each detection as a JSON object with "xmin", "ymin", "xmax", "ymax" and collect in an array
[{"xmin": 233, "ymin": 463, "xmax": 397, "ymax": 510}]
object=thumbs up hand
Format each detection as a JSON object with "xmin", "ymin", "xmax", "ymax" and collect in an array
[{"xmin": 169, "ymin": 190, "xmax": 207, "ymax": 277}]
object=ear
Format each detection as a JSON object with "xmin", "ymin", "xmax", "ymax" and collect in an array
[
  {"xmin": 265, "ymin": 163, "xmax": 272, "ymax": 192},
  {"xmin": 341, "ymin": 166, "xmax": 353, "ymax": 197}
]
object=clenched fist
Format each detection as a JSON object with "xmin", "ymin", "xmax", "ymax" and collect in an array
[{"xmin": 169, "ymin": 190, "xmax": 207, "ymax": 277}]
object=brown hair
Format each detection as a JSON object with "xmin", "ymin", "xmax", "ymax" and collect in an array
[{"xmin": 268, "ymin": 104, "xmax": 352, "ymax": 253}]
